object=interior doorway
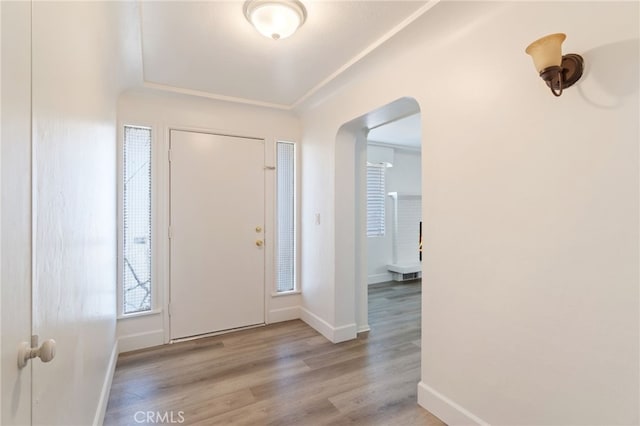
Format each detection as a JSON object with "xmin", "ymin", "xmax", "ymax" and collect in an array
[
  {"xmin": 333, "ymin": 97, "xmax": 421, "ymax": 335},
  {"xmin": 366, "ymin": 113, "xmax": 422, "ymax": 288}
]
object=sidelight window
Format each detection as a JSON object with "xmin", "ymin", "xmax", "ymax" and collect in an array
[
  {"xmin": 122, "ymin": 125, "xmax": 152, "ymax": 314},
  {"xmin": 276, "ymin": 141, "xmax": 296, "ymax": 293}
]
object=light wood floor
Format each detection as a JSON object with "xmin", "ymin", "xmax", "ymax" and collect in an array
[{"xmin": 105, "ymin": 281, "xmax": 445, "ymax": 425}]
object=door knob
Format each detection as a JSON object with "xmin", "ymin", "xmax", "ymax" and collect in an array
[
  {"xmin": 256, "ymin": 240, "xmax": 264, "ymax": 247},
  {"xmin": 18, "ymin": 336, "xmax": 56, "ymax": 369}
]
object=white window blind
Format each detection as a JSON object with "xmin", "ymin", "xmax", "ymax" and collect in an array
[
  {"xmin": 276, "ymin": 142, "xmax": 296, "ymax": 292},
  {"xmin": 123, "ymin": 126, "xmax": 152, "ymax": 314},
  {"xmin": 367, "ymin": 163, "xmax": 386, "ymax": 237}
]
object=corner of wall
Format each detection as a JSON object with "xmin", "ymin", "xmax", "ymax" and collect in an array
[{"xmin": 299, "ymin": 307, "xmax": 357, "ymax": 343}]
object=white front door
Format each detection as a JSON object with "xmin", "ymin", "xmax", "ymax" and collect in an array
[
  {"xmin": 1, "ymin": 2, "xmax": 33, "ymax": 424},
  {"xmin": 169, "ymin": 130, "xmax": 266, "ymax": 340}
]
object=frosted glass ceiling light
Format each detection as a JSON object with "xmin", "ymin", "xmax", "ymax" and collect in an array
[
  {"xmin": 525, "ymin": 33, "xmax": 584, "ymax": 97},
  {"xmin": 244, "ymin": 0, "xmax": 307, "ymax": 40}
]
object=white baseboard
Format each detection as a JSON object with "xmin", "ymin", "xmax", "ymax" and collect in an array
[
  {"xmin": 118, "ymin": 329, "xmax": 164, "ymax": 353},
  {"xmin": 268, "ymin": 306, "xmax": 300, "ymax": 323},
  {"xmin": 299, "ymin": 307, "xmax": 357, "ymax": 343},
  {"xmin": 417, "ymin": 381, "xmax": 489, "ymax": 426},
  {"xmin": 299, "ymin": 307, "xmax": 335, "ymax": 341},
  {"xmin": 357, "ymin": 324, "xmax": 371, "ymax": 334},
  {"xmin": 333, "ymin": 323, "xmax": 357, "ymax": 342},
  {"xmin": 93, "ymin": 341, "xmax": 118, "ymax": 426},
  {"xmin": 368, "ymin": 273, "xmax": 393, "ymax": 284}
]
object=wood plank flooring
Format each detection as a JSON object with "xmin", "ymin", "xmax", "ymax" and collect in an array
[{"xmin": 105, "ymin": 281, "xmax": 445, "ymax": 425}]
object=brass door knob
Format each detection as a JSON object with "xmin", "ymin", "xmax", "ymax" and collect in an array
[{"xmin": 256, "ymin": 240, "xmax": 264, "ymax": 247}]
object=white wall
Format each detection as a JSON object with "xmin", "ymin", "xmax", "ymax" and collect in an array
[
  {"xmin": 26, "ymin": 2, "xmax": 140, "ymax": 425},
  {"xmin": 367, "ymin": 147, "xmax": 422, "ymax": 284},
  {"xmin": 297, "ymin": 1, "xmax": 638, "ymax": 425},
  {"xmin": 117, "ymin": 88, "xmax": 302, "ymax": 352}
]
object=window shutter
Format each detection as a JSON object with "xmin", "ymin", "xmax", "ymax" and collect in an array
[{"xmin": 367, "ymin": 163, "xmax": 386, "ymax": 237}]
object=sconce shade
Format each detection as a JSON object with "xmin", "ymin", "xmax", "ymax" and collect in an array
[
  {"xmin": 525, "ymin": 33, "xmax": 566, "ymax": 73},
  {"xmin": 525, "ymin": 32, "xmax": 583, "ymax": 97},
  {"xmin": 244, "ymin": 0, "xmax": 307, "ymax": 40}
]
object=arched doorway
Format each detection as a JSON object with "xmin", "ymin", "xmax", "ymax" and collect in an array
[{"xmin": 334, "ymin": 97, "xmax": 422, "ymax": 333}]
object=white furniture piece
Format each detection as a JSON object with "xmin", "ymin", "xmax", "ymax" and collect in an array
[{"xmin": 387, "ymin": 192, "xmax": 422, "ymax": 281}]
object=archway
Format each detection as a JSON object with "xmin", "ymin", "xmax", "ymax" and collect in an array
[{"xmin": 334, "ymin": 97, "xmax": 422, "ymax": 334}]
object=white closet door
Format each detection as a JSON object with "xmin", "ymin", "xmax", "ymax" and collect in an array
[
  {"xmin": 1, "ymin": 2, "xmax": 33, "ymax": 424},
  {"xmin": 170, "ymin": 130, "xmax": 265, "ymax": 340}
]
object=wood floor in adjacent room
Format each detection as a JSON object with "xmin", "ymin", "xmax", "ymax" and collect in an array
[{"xmin": 105, "ymin": 280, "xmax": 445, "ymax": 425}]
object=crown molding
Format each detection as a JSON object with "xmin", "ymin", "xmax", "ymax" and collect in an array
[{"xmin": 138, "ymin": 0, "xmax": 441, "ymax": 112}]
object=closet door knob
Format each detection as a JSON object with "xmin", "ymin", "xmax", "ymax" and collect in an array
[{"xmin": 18, "ymin": 336, "xmax": 56, "ymax": 369}]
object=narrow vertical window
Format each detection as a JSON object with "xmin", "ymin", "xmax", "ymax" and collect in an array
[
  {"xmin": 123, "ymin": 126, "xmax": 152, "ymax": 314},
  {"xmin": 276, "ymin": 141, "xmax": 296, "ymax": 292},
  {"xmin": 367, "ymin": 163, "xmax": 386, "ymax": 237}
]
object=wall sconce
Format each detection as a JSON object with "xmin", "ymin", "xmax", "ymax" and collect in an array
[
  {"xmin": 525, "ymin": 33, "xmax": 584, "ymax": 97},
  {"xmin": 244, "ymin": 0, "xmax": 307, "ymax": 40}
]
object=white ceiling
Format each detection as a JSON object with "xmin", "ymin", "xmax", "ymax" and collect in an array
[
  {"xmin": 367, "ymin": 113, "xmax": 421, "ymax": 149},
  {"xmin": 140, "ymin": 1, "xmax": 432, "ymax": 109}
]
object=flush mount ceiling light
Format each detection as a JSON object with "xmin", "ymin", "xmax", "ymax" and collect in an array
[
  {"xmin": 525, "ymin": 33, "xmax": 584, "ymax": 97},
  {"xmin": 243, "ymin": 0, "xmax": 307, "ymax": 40}
]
